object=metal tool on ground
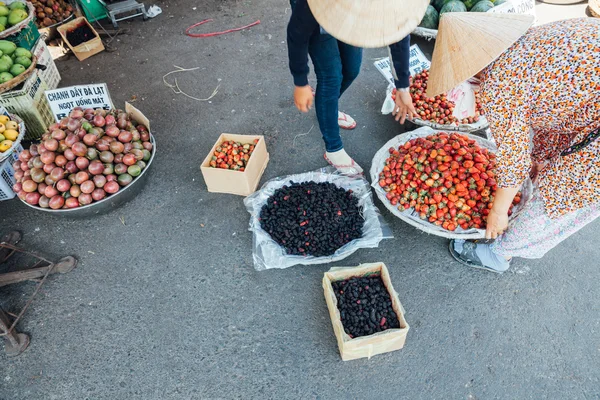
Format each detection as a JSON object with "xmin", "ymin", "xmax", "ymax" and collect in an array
[{"xmin": 0, "ymin": 231, "xmax": 77, "ymax": 356}]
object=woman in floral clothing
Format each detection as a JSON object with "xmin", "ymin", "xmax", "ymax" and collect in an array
[{"xmin": 428, "ymin": 15, "xmax": 600, "ymax": 273}]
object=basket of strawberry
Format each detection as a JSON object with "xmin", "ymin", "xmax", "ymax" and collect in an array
[
  {"xmin": 370, "ymin": 127, "xmax": 531, "ymax": 239},
  {"xmin": 390, "ymin": 70, "xmax": 489, "ymax": 133}
]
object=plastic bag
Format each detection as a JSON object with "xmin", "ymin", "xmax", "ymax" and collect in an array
[
  {"xmin": 447, "ymin": 80, "xmax": 476, "ymax": 120},
  {"xmin": 380, "ymin": 83, "xmax": 397, "ymax": 115},
  {"xmin": 147, "ymin": 5, "xmax": 162, "ymax": 18},
  {"xmin": 244, "ymin": 167, "xmax": 393, "ymax": 271},
  {"xmin": 369, "ymin": 127, "xmax": 533, "ymax": 239}
]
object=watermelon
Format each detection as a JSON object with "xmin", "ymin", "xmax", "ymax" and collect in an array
[
  {"xmin": 419, "ymin": 5, "xmax": 439, "ymax": 29},
  {"xmin": 470, "ymin": 0, "xmax": 495, "ymax": 11},
  {"xmin": 433, "ymin": 0, "xmax": 455, "ymax": 12},
  {"xmin": 440, "ymin": 0, "xmax": 467, "ymax": 14},
  {"xmin": 462, "ymin": 0, "xmax": 479, "ymax": 10}
]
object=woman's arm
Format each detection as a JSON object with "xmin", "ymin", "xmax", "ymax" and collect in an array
[
  {"xmin": 388, "ymin": 36, "xmax": 417, "ymax": 124},
  {"xmin": 286, "ymin": 0, "xmax": 318, "ymax": 88},
  {"xmin": 388, "ymin": 36, "xmax": 411, "ymax": 89},
  {"xmin": 481, "ymin": 76, "xmax": 532, "ymax": 239},
  {"xmin": 287, "ymin": 0, "xmax": 318, "ymax": 112}
]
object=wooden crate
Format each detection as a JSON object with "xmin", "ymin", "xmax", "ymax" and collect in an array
[
  {"xmin": 323, "ymin": 262, "xmax": 409, "ymax": 361},
  {"xmin": 200, "ymin": 133, "xmax": 269, "ymax": 196},
  {"xmin": 57, "ymin": 17, "xmax": 104, "ymax": 61}
]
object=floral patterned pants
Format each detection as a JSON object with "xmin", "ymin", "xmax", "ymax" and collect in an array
[{"xmin": 491, "ymin": 190, "xmax": 600, "ymax": 259}]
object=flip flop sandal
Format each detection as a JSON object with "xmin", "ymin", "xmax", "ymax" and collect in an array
[
  {"xmin": 338, "ymin": 111, "xmax": 357, "ymax": 130},
  {"xmin": 324, "ymin": 153, "xmax": 363, "ymax": 176},
  {"xmin": 308, "ymin": 86, "xmax": 356, "ymax": 130},
  {"xmin": 448, "ymin": 239, "xmax": 504, "ymax": 274}
]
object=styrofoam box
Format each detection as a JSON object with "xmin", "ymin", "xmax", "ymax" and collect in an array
[{"xmin": 33, "ymin": 36, "xmax": 61, "ymax": 90}]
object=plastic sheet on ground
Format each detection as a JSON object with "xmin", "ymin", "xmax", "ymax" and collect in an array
[
  {"xmin": 370, "ymin": 127, "xmax": 533, "ymax": 239},
  {"xmin": 412, "ymin": 26, "xmax": 438, "ymax": 40},
  {"xmin": 244, "ymin": 167, "xmax": 393, "ymax": 271}
]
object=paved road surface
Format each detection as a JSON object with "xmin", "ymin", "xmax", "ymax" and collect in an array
[{"xmin": 1, "ymin": 1, "xmax": 598, "ymax": 398}]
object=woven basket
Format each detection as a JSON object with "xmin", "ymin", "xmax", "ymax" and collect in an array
[
  {"xmin": 370, "ymin": 127, "xmax": 533, "ymax": 239},
  {"xmin": 0, "ymin": 2, "xmax": 35, "ymax": 39},
  {"xmin": 0, "ymin": 56, "xmax": 38, "ymax": 95},
  {"xmin": 590, "ymin": 0, "xmax": 600, "ymax": 17},
  {"xmin": 0, "ymin": 113, "xmax": 26, "ymax": 163}
]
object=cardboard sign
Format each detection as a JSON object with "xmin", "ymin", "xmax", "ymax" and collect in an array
[
  {"xmin": 45, "ymin": 84, "xmax": 114, "ymax": 122},
  {"xmin": 408, "ymin": 45, "xmax": 431, "ymax": 77},
  {"xmin": 374, "ymin": 44, "xmax": 432, "ymax": 85},
  {"xmin": 488, "ymin": 0, "xmax": 536, "ymax": 18}
]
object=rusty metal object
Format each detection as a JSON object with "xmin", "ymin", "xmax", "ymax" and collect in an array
[
  {"xmin": 0, "ymin": 308, "xmax": 30, "ymax": 357},
  {"xmin": 0, "ymin": 231, "xmax": 77, "ymax": 356}
]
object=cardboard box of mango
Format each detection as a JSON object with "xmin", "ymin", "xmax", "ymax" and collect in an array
[
  {"xmin": 0, "ymin": 113, "xmax": 22, "ymax": 153},
  {"xmin": 0, "ymin": 1, "xmax": 29, "ymax": 33}
]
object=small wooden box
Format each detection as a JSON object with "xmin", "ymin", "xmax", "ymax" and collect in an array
[
  {"xmin": 57, "ymin": 17, "xmax": 105, "ymax": 61},
  {"xmin": 323, "ymin": 262, "xmax": 409, "ymax": 361},
  {"xmin": 200, "ymin": 133, "xmax": 269, "ymax": 196}
]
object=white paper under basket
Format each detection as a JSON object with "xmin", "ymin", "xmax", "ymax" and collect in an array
[
  {"xmin": 244, "ymin": 167, "xmax": 392, "ymax": 271},
  {"xmin": 370, "ymin": 127, "xmax": 533, "ymax": 239}
]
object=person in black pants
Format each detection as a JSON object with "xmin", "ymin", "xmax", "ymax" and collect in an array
[{"xmin": 287, "ymin": 0, "xmax": 427, "ymax": 174}]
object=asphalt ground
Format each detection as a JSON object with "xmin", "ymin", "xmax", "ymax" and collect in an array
[{"xmin": 1, "ymin": 1, "xmax": 599, "ymax": 398}]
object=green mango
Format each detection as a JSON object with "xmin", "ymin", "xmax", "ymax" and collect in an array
[
  {"xmin": 8, "ymin": 2, "xmax": 27, "ymax": 11},
  {"xmin": 14, "ymin": 56, "xmax": 30, "ymax": 68},
  {"xmin": 0, "ymin": 6, "xmax": 9, "ymax": 17},
  {"xmin": 14, "ymin": 47, "xmax": 30, "ymax": 58},
  {"xmin": 7, "ymin": 9, "xmax": 27, "ymax": 26},
  {"xmin": 9, "ymin": 63, "xmax": 24, "ymax": 76},
  {"xmin": 0, "ymin": 71, "xmax": 13, "ymax": 83},
  {"xmin": 0, "ymin": 17, "xmax": 8, "ymax": 27},
  {"xmin": 0, "ymin": 59, "xmax": 10, "ymax": 73},
  {"xmin": 0, "ymin": 40, "xmax": 16, "ymax": 55},
  {"xmin": 0, "ymin": 24, "xmax": 5, "ymax": 33},
  {"xmin": 0, "ymin": 55, "xmax": 13, "ymax": 68}
]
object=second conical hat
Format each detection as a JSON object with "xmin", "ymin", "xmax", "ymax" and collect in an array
[
  {"xmin": 307, "ymin": 0, "xmax": 429, "ymax": 48},
  {"xmin": 426, "ymin": 12, "xmax": 534, "ymax": 97}
]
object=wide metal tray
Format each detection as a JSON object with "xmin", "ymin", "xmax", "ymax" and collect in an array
[{"xmin": 18, "ymin": 133, "xmax": 156, "ymax": 218}]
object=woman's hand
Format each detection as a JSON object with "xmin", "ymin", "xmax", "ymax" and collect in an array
[
  {"xmin": 392, "ymin": 91, "xmax": 418, "ymax": 124},
  {"xmin": 529, "ymin": 160, "xmax": 548, "ymax": 184},
  {"xmin": 294, "ymin": 85, "xmax": 313, "ymax": 113},
  {"xmin": 485, "ymin": 186, "xmax": 520, "ymax": 239},
  {"xmin": 485, "ymin": 208, "xmax": 509, "ymax": 240}
]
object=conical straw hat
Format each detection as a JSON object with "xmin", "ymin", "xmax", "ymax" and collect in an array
[
  {"xmin": 426, "ymin": 12, "xmax": 534, "ymax": 97},
  {"xmin": 307, "ymin": 0, "xmax": 430, "ymax": 48}
]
